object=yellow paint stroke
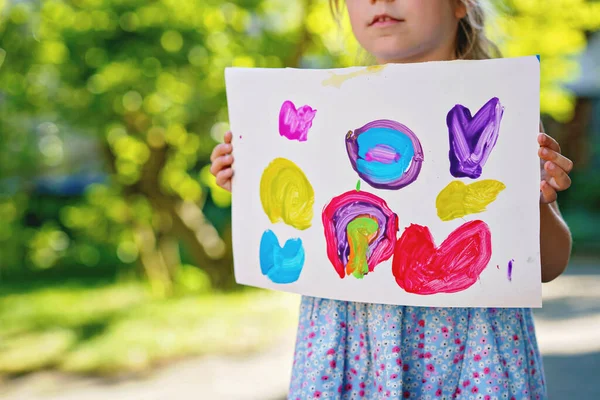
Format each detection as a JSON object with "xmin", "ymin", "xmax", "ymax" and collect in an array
[
  {"xmin": 322, "ymin": 65, "xmax": 387, "ymax": 88},
  {"xmin": 260, "ymin": 157, "xmax": 315, "ymax": 230},
  {"xmin": 436, "ymin": 179, "xmax": 506, "ymax": 221}
]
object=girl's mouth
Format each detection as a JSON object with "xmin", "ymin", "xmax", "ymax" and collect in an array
[{"xmin": 369, "ymin": 14, "xmax": 404, "ymax": 27}]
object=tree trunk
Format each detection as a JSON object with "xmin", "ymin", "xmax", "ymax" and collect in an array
[
  {"xmin": 287, "ymin": 0, "xmax": 316, "ymax": 68},
  {"xmin": 133, "ymin": 223, "xmax": 173, "ymax": 297},
  {"xmin": 169, "ymin": 200, "xmax": 237, "ymax": 290},
  {"xmin": 158, "ymin": 234, "xmax": 181, "ymax": 280},
  {"xmin": 129, "ymin": 142, "xmax": 237, "ymax": 289}
]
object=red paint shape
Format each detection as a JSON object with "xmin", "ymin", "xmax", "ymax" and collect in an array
[
  {"xmin": 322, "ymin": 190, "xmax": 398, "ymax": 279},
  {"xmin": 392, "ymin": 220, "xmax": 492, "ymax": 295}
]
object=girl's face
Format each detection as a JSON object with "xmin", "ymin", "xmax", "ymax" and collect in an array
[{"xmin": 345, "ymin": 0, "xmax": 467, "ymax": 64}]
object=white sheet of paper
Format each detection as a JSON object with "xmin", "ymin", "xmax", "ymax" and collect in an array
[{"xmin": 225, "ymin": 56, "xmax": 541, "ymax": 308}]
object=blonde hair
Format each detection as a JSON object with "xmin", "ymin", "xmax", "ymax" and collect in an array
[{"xmin": 328, "ymin": 0, "xmax": 502, "ymax": 61}]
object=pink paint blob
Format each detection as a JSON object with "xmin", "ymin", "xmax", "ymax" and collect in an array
[
  {"xmin": 364, "ymin": 144, "xmax": 400, "ymax": 164},
  {"xmin": 278, "ymin": 100, "xmax": 317, "ymax": 142},
  {"xmin": 392, "ymin": 220, "xmax": 492, "ymax": 295}
]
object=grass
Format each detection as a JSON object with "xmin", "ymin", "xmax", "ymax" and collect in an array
[{"xmin": 0, "ymin": 274, "xmax": 300, "ymax": 377}]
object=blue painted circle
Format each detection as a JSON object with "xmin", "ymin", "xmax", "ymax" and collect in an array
[{"xmin": 355, "ymin": 127, "xmax": 415, "ymax": 185}]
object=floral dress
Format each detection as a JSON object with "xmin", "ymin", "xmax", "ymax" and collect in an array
[{"xmin": 288, "ymin": 296, "xmax": 546, "ymax": 399}]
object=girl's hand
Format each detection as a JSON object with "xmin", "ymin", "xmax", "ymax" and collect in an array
[
  {"xmin": 210, "ymin": 131, "xmax": 234, "ymax": 192},
  {"xmin": 538, "ymin": 133, "xmax": 573, "ymax": 204}
]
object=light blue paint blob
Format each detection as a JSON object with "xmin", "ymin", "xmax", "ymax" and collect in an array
[
  {"xmin": 259, "ymin": 230, "xmax": 305, "ymax": 284},
  {"xmin": 355, "ymin": 127, "xmax": 414, "ymax": 184}
]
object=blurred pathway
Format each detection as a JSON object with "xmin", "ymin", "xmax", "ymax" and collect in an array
[
  {"xmin": 1, "ymin": 260, "xmax": 599, "ymax": 400},
  {"xmin": 533, "ymin": 260, "xmax": 600, "ymax": 400},
  {"xmin": 0, "ymin": 330, "xmax": 297, "ymax": 400}
]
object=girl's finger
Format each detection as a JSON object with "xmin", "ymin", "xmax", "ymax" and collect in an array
[
  {"xmin": 540, "ymin": 180, "xmax": 557, "ymax": 204},
  {"xmin": 210, "ymin": 154, "xmax": 234, "ymax": 177},
  {"xmin": 210, "ymin": 143, "xmax": 233, "ymax": 163},
  {"xmin": 538, "ymin": 147, "xmax": 574, "ymax": 173},
  {"xmin": 544, "ymin": 161, "xmax": 572, "ymax": 191},
  {"xmin": 537, "ymin": 133, "xmax": 561, "ymax": 153},
  {"xmin": 216, "ymin": 168, "xmax": 233, "ymax": 191},
  {"xmin": 224, "ymin": 131, "xmax": 233, "ymax": 144}
]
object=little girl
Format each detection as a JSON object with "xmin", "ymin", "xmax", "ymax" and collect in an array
[{"xmin": 210, "ymin": 0, "xmax": 573, "ymax": 398}]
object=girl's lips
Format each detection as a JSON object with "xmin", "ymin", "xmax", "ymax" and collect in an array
[{"xmin": 369, "ymin": 14, "xmax": 403, "ymax": 27}]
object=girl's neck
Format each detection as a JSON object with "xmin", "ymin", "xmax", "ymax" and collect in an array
[{"xmin": 375, "ymin": 44, "xmax": 457, "ymax": 65}]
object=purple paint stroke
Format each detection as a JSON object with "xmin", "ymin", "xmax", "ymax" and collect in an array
[
  {"xmin": 346, "ymin": 119, "xmax": 424, "ymax": 190},
  {"xmin": 508, "ymin": 259, "xmax": 514, "ymax": 281},
  {"xmin": 447, "ymin": 97, "xmax": 504, "ymax": 179},
  {"xmin": 322, "ymin": 191, "xmax": 398, "ymax": 279},
  {"xmin": 278, "ymin": 100, "xmax": 317, "ymax": 142},
  {"xmin": 332, "ymin": 201, "xmax": 388, "ymax": 266}
]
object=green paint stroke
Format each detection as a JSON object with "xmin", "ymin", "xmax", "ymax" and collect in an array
[
  {"xmin": 356, "ymin": 180, "xmax": 361, "ymax": 191},
  {"xmin": 346, "ymin": 216, "xmax": 379, "ymax": 279}
]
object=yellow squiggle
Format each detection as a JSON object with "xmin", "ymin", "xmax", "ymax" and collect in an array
[
  {"xmin": 436, "ymin": 180, "xmax": 506, "ymax": 221},
  {"xmin": 322, "ymin": 65, "xmax": 386, "ymax": 88},
  {"xmin": 260, "ymin": 157, "xmax": 315, "ymax": 230}
]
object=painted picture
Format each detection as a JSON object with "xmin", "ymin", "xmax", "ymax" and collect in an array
[{"xmin": 225, "ymin": 56, "xmax": 541, "ymax": 308}]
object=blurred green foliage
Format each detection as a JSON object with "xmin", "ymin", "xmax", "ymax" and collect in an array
[
  {"xmin": 0, "ymin": 0, "xmax": 325, "ymax": 290},
  {"xmin": 494, "ymin": 0, "xmax": 600, "ymax": 121}
]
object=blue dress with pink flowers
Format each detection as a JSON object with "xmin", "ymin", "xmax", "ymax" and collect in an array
[{"xmin": 288, "ymin": 297, "xmax": 546, "ymax": 399}]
